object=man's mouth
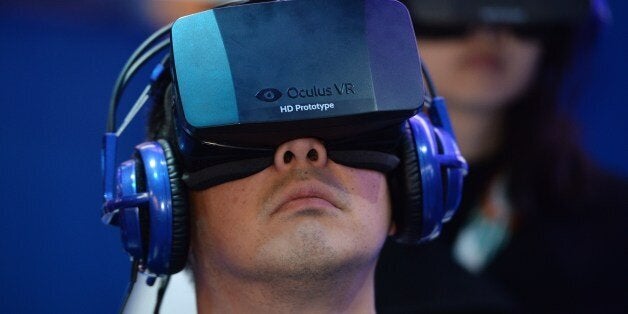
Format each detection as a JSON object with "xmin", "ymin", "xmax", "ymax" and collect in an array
[{"xmin": 271, "ymin": 184, "xmax": 341, "ymax": 217}]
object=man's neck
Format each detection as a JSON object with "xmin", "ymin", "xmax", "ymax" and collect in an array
[{"xmin": 193, "ymin": 264, "xmax": 377, "ymax": 314}]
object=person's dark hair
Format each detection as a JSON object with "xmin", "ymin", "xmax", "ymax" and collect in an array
[
  {"xmin": 500, "ymin": 23, "xmax": 603, "ymax": 220},
  {"xmin": 147, "ymin": 83, "xmax": 177, "ymax": 143}
]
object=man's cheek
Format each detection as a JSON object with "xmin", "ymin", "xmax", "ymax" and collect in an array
[{"xmin": 350, "ymin": 170, "xmax": 388, "ymax": 205}]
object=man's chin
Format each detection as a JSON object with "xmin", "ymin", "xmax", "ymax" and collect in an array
[{"xmin": 251, "ymin": 223, "xmax": 379, "ymax": 281}]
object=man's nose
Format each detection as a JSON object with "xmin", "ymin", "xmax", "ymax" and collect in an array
[{"xmin": 273, "ymin": 138, "xmax": 328, "ymax": 171}]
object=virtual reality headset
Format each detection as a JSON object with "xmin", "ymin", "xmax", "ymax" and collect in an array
[
  {"xmin": 400, "ymin": 0, "xmax": 593, "ymax": 27},
  {"xmin": 170, "ymin": 0, "xmax": 423, "ymax": 154}
]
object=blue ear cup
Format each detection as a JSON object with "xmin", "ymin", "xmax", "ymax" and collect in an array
[
  {"xmin": 394, "ymin": 112, "xmax": 467, "ymax": 244},
  {"xmin": 432, "ymin": 127, "xmax": 466, "ymax": 221},
  {"xmin": 114, "ymin": 139, "xmax": 189, "ymax": 275},
  {"xmin": 116, "ymin": 159, "xmax": 144, "ymax": 261}
]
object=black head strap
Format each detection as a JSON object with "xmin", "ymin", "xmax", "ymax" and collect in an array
[
  {"xmin": 328, "ymin": 150, "xmax": 400, "ymax": 174},
  {"xmin": 182, "ymin": 157, "xmax": 273, "ymax": 190}
]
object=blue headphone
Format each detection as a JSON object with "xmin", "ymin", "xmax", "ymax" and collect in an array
[{"xmin": 101, "ymin": 0, "xmax": 467, "ymax": 277}]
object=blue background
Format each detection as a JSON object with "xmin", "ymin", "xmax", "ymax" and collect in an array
[{"xmin": 0, "ymin": 1, "xmax": 626, "ymax": 313}]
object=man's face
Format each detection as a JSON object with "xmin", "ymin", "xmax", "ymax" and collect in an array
[
  {"xmin": 418, "ymin": 26, "xmax": 542, "ymax": 112},
  {"xmin": 189, "ymin": 138, "xmax": 393, "ymax": 282}
]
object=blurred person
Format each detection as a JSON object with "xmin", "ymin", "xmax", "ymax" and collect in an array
[{"xmin": 394, "ymin": 0, "xmax": 628, "ymax": 313}]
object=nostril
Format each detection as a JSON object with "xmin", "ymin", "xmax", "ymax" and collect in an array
[
  {"xmin": 283, "ymin": 151, "xmax": 294, "ymax": 164},
  {"xmin": 307, "ymin": 149, "xmax": 319, "ymax": 161}
]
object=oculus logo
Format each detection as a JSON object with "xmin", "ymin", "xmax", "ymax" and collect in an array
[{"xmin": 256, "ymin": 88, "xmax": 283, "ymax": 102}]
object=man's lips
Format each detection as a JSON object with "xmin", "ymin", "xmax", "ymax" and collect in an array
[
  {"xmin": 270, "ymin": 184, "xmax": 341, "ymax": 216},
  {"xmin": 277, "ymin": 198, "xmax": 336, "ymax": 216},
  {"xmin": 462, "ymin": 52, "xmax": 504, "ymax": 71}
]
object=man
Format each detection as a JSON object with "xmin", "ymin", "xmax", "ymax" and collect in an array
[
  {"xmin": 137, "ymin": 2, "xmax": 404, "ymax": 310},
  {"xmin": 104, "ymin": 1, "xmax": 512, "ymax": 313}
]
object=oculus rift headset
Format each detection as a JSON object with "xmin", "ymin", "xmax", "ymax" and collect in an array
[
  {"xmin": 101, "ymin": 0, "xmax": 468, "ymax": 277},
  {"xmin": 398, "ymin": 0, "xmax": 609, "ymax": 39},
  {"xmin": 400, "ymin": 0, "xmax": 600, "ymax": 27}
]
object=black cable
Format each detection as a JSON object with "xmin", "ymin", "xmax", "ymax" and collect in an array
[
  {"xmin": 118, "ymin": 259, "xmax": 140, "ymax": 314},
  {"xmin": 107, "ymin": 23, "xmax": 172, "ymax": 132},
  {"xmin": 153, "ymin": 275, "xmax": 171, "ymax": 314},
  {"xmin": 420, "ymin": 61, "xmax": 438, "ymax": 101},
  {"xmin": 122, "ymin": 39, "xmax": 171, "ymax": 90}
]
